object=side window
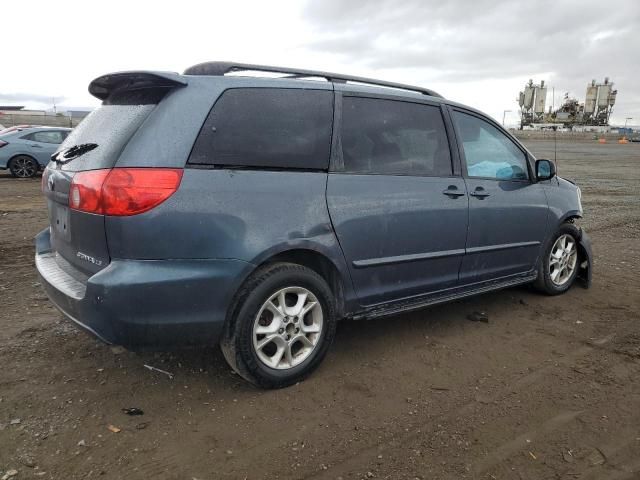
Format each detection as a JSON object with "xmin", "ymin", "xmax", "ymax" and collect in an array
[
  {"xmin": 340, "ymin": 97, "xmax": 452, "ymax": 176},
  {"xmin": 453, "ymin": 111, "xmax": 529, "ymax": 180},
  {"xmin": 27, "ymin": 131, "xmax": 65, "ymax": 144},
  {"xmin": 189, "ymin": 88, "xmax": 333, "ymax": 169}
]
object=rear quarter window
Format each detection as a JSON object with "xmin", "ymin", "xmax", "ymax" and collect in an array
[
  {"xmin": 23, "ymin": 130, "xmax": 66, "ymax": 144},
  {"xmin": 188, "ymin": 88, "xmax": 333, "ymax": 170},
  {"xmin": 58, "ymin": 88, "xmax": 168, "ymax": 172}
]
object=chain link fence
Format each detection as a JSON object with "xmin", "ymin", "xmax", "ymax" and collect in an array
[
  {"xmin": 510, "ymin": 129, "xmax": 622, "ymax": 142},
  {"xmin": 0, "ymin": 114, "xmax": 85, "ymax": 129}
]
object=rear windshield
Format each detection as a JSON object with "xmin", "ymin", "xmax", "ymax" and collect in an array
[
  {"xmin": 188, "ymin": 88, "xmax": 333, "ymax": 170},
  {"xmin": 57, "ymin": 88, "xmax": 167, "ymax": 172}
]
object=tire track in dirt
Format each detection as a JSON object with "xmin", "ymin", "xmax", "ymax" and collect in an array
[
  {"xmin": 575, "ymin": 437, "xmax": 640, "ymax": 480},
  {"xmin": 473, "ymin": 410, "xmax": 584, "ymax": 475},
  {"xmin": 308, "ymin": 333, "xmax": 617, "ymax": 479}
]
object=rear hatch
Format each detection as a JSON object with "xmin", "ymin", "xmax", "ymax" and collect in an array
[{"xmin": 42, "ymin": 72, "xmax": 186, "ymax": 276}]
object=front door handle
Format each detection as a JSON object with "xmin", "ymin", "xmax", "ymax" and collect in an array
[
  {"xmin": 470, "ymin": 187, "xmax": 490, "ymax": 199},
  {"xmin": 30, "ymin": 144, "xmax": 43, "ymax": 148},
  {"xmin": 442, "ymin": 186, "xmax": 465, "ymax": 198}
]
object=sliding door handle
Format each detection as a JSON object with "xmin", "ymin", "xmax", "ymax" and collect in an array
[
  {"xmin": 442, "ymin": 186, "xmax": 465, "ymax": 198},
  {"xmin": 470, "ymin": 188, "xmax": 490, "ymax": 198}
]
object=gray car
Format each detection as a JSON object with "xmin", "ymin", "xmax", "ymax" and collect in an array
[
  {"xmin": 35, "ymin": 62, "xmax": 592, "ymax": 388},
  {"xmin": 0, "ymin": 126, "xmax": 72, "ymax": 177}
]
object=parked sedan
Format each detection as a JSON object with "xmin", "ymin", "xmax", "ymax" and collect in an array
[
  {"xmin": 0, "ymin": 124, "xmax": 41, "ymax": 135},
  {"xmin": 0, "ymin": 126, "xmax": 72, "ymax": 177}
]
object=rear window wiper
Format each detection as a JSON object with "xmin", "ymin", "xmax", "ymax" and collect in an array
[{"xmin": 51, "ymin": 143, "xmax": 98, "ymax": 165}]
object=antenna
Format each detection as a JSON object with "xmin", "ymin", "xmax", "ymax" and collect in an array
[
  {"xmin": 552, "ymin": 84, "xmax": 557, "ymax": 173},
  {"xmin": 554, "ymin": 126, "xmax": 558, "ymax": 174}
]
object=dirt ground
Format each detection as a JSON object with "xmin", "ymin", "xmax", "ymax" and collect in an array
[{"xmin": 1, "ymin": 138, "xmax": 639, "ymax": 480}]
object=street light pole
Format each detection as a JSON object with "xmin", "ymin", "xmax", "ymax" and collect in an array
[
  {"xmin": 624, "ymin": 117, "xmax": 632, "ymax": 128},
  {"xmin": 503, "ymin": 110, "xmax": 512, "ymax": 127}
]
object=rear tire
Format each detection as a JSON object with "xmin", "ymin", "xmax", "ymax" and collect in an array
[
  {"xmin": 9, "ymin": 155, "xmax": 39, "ymax": 178},
  {"xmin": 220, "ymin": 263, "xmax": 337, "ymax": 389},
  {"xmin": 534, "ymin": 223, "xmax": 580, "ymax": 295}
]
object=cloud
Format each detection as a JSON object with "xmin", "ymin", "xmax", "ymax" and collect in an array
[
  {"xmin": 302, "ymin": 0, "xmax": 640, "ymax": 123},
  {"xmin": 302, "ymin": 0, "xmax": 639, "ymax": 78},
  {"xmin": 1, "ymin": 0, "xmax": 638, "ymax": 125},
  {"xmin": 0, "ymin": 92, "xmax": 65, "ymax": 105}
]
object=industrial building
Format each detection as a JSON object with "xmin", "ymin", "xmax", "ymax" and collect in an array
[{"xmin": 518, "ymin": 78, "xmax": 617, "ymax": 129}]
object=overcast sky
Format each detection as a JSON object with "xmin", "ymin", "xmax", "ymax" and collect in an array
[{"xmin": 2, "ymin": 0, "xmax": 639, "ymax": 126}]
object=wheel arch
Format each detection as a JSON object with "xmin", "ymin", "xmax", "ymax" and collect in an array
[
  {"xmin": 543, "ymin": 210, "xmax": 582, "ymax": 249},
  {"xmin": 259, "ymin": 249, "xmax": 346, "ymax": 316},
  {"xmin": 558, "ymin": 210, "xmax": 582, "ymax": 226},
  {"xmin": 8, "ymin": 153, "xmax": 41, "ymax": 173},
  {"xmin": 9, "ymin": 152, "xmax": 39, "ymax": 164},
  {"xmin": 226, "ymin": 245, "xmax": 349, "ymax": 322}
]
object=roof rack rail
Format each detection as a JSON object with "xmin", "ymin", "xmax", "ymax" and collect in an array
[{"xmin": 183, "ymin": 61, "xmax": 443, "ymax": 98}]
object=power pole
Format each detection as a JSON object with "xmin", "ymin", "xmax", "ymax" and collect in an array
[{"xmin": 503, "ymin": 110, "xmax": 511, "ymax": 127}]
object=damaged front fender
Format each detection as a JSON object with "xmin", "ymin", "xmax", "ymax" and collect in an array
[{"xmin": 576, "ymin": 227, "xmax": 593, "ymax": 288}]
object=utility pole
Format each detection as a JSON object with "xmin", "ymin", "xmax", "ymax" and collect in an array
[{"xmin": 503, "ymin": 110, "xmax": 512, "ymax": 127}]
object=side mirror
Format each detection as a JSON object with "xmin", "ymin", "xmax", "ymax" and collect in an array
[{"xmin": 536, "ymin": 159, "xmax": 556, "ymax": 181}]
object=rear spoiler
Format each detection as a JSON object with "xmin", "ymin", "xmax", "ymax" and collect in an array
[{"xmin": 88, "ymin": 71, "xmax": 188, "ymax": 101}]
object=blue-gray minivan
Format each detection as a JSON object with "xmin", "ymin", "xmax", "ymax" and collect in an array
[{"xmin": 36, "ymin": 62, "xmax": 592, "ymax": 388}]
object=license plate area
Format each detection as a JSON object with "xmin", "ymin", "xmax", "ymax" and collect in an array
[{"xmin": 49, "ymin": 201, "xmax": 71, "ymax": 242}]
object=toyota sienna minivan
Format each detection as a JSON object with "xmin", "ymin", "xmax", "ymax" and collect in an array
[{"xmin": 36, "ymin": 62, "xmax": 592, "ymax": 388}]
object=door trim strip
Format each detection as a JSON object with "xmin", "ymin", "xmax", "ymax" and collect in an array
[
  {"xmin": 352, "ymin": 241, "xmax": 540, "ymax": 269},
  {"xmin": 466, "ymin": 240, "xmax": 540, "ymax": 254},
  {"xmin": 352, "ymin": 248, "xmax": 465, "ymax": 268}
]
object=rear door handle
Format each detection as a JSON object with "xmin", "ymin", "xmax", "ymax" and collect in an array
[
  {"xmin": 30, "ymin": 144, "xmax": 43, "ymax": 148},
  {"xmin": 470, "ymin": 188, "xmax": 490, "ymax": 199},
  {"xmin": 442, "ymin": 186, "xmax": 466, "ymax": 198}
]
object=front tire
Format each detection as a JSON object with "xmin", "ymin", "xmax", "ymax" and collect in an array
[
  {"xmin": 534, "ymin": 223, "xmax": 580, "ymax": 295},
  {"xmin": 9, "ymin": 155, "xmax": 39, "ymax": 178},
  {"xmin": 221, "ymin": 263, "xmax": 337, "ymax": 389}
]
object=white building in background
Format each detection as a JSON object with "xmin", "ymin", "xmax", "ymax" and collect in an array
[
  {"xmin": 0, "ymin": 106, "xmax": 47, "ymax": 116},
  {"xmin": 572, "ymin": 125, "xmax": 612, "ymax": 133}
]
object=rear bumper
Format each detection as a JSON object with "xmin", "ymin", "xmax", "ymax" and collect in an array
[{"xmin": 35, "ymin": 228, "xmax": 253, "ymax": 349}]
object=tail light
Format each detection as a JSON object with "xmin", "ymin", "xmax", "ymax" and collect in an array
[
  {"xmin": 69, "ymin": 169, "xmax": 111, "ymax": 213},
  {"xmin": 69, "ymin": 168, "xmax": 183, "ymax": 216},
  {"xmin": 0, "ymin": 140, "xmax": 8, "ymax": 148}
]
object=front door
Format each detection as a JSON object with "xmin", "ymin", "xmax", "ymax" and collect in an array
[
  {"xmin": 327, "ymin": 95, "xmax": 468, "ymax": 306},
  {"xmin": 451, "ymin": 109, "xmax": 549, "ymax": 284}
]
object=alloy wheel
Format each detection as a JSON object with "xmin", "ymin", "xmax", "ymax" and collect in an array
[
  {"xmin": 252, "ymin": 286, "xmax": 323, "ymax": 370},
  {"xmin": 11, "ymin": 156, "xmax": 37, "ymax": 178},
  {"xmin": 549, "ymin": 234, "xmax": 578, "ymax": 286}
]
